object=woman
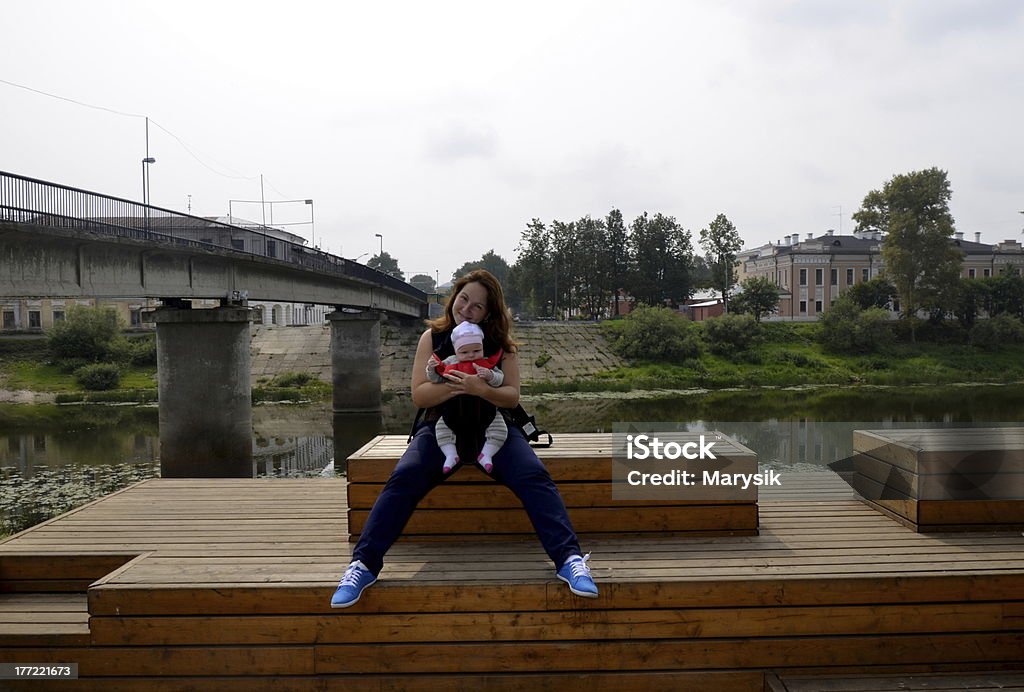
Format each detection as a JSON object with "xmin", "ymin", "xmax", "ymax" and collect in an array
[{"xmin": 331, "ymin": 270, "xmax": 598, "ymax": 608}]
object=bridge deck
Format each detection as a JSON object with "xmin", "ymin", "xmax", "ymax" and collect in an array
[{"xmin": 0, "ymin": 471, "xmax": 1022, "ymax": 690}]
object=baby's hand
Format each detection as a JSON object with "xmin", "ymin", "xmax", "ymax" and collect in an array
[
  {"xmin": 426, "ymin": 354, "xmax": 440, "ymax": 370},
  {"xmin": 473, "ymin": 364, "xmax": 493, "ymax": 382}
]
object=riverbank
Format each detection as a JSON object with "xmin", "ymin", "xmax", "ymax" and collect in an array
[{"xmin": 4, "ymin": 324, "xmax": 1024, "ymax": 401}]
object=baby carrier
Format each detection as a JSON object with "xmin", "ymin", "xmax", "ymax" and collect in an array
[{"xmin": 407, "ymin": 329, "xmax": 552, "ymax": 451}]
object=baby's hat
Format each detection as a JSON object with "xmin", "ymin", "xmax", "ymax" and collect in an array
[{"xmin": 452, "ymin": 321, "xmax": 485, "ymax": 352}]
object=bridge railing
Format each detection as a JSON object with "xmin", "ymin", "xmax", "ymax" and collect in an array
[{"xmin": 0, "ymin": 170, "xmax": 424, "ymax": 302}]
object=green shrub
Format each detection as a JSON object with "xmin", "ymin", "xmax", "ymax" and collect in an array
[
  {"xmin": 535, "ymin": 352, "xmax": 552, "ymax": 368},
  {"xmin": 269, "ymin": 371, "xmax": 316, "ymax": 388},
  {"xmin": 702, "ymin": 313, "xmax": 763, "ymax": 356},
  {"xmin": 74, "ymin": 363, "xmax": 122, "ymax": 390},
  {"xmin": 820, "ymin": 299, "xmax": 893, "ymax": 353},
  {"xmin": 47, "ymin": 306, "xmax": 124, "ymax": 362},
  {"xmin": 970, "ymin": 315, "xmax": 1024, "ymax": 350},
  {"xmin": 109, "ymin": 335, "xmax": 158, "ymax": 366},
  {"xmin": 600, "ymin": 306, "xmax": 701, "ymax": 361}
]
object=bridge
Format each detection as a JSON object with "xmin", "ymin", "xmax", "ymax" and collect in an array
[{"xmin": 0, "ymin": 170, "xmax": 427, "ymax": 476}]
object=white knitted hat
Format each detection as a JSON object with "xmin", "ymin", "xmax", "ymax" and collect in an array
[{"xmin": 452, "ymin": 321, "xmax": 485, "ymax": 352}]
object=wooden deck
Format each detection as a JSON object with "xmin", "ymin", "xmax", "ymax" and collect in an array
[{"xmin": 1, "ymin": 459, "xmax": 1023, "ymax": 689}]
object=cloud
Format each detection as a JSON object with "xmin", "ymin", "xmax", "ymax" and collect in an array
[
  {"xmin": 897, "ymin": 0, "xmax": 1024, "ymax": 40},
  {"xmin": 423, "ymin": 122, "xmax": 498, "ymax": 163}
]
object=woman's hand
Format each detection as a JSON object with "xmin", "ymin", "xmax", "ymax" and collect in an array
[{"xmin": 443, "ymin": 369, "xmax": 489, "ymax": 397}]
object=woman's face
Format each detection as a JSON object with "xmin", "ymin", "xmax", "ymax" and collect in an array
[{"xmin": 452, "ymin": 281, "xmax": 489, "ymax": 325}]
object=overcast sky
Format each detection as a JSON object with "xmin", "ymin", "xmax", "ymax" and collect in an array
[{"xmin": 3, "ymin": 1, "xmax": 1022, "ymax": 284}]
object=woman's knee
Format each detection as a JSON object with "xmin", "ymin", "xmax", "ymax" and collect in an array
[
  {"xmin": 494, "ymin": 431, "xmax": 553, "ymax": 484},
  {"xmin": 384, "ymin": 428, "xmax": 443, "ymax": 489}
]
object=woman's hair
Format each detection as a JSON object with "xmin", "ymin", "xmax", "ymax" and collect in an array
[{"xmin": 428, "ymin": 269, "xmax": 516, "ymax": 353}]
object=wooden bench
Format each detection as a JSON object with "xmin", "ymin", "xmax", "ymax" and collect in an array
[
  {"xmin": 766, "ymin": 670, "xmax": 1024, "ymax": 691},
  {"xmin": 346, "ymin": 432, "xmax": 759, "ymax": 541},
  {"xmin": 852, "ymin": 427, "xmax": 1024, "ymax": 532}
]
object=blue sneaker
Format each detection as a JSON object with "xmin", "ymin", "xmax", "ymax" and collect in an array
[
  {"xmin": 556, "ymin": 553, "xmax": 598, "ymax": 598},
  {"xmin": 330, "ymin": 560, "xmax": 377, "ymax": 608}
]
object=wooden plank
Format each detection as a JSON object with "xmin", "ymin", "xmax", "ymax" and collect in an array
[
  {"xmin": 918, "ymin": 501, "xmax": 1024, "ymax": 526},
  {"xmin": 313, "ymin": 633, "xmax": 1024, "ymax": 674},
  {"xmin": 347, "ymin": 505, "xmax": 759, "ymax": 535},
  {"xmin": 779, "ymin": 671, "xmax": 1024, "ymax": 691},
  {"xmin": 346, "ymin": 433, "xmax": 757, "ymax": 483},
  {"xmin": 86, "ymin": 602, "xmax": 1019, "ymax": 646},
  {"xmin": 0, "ymin": 671, "xmax": 765, "ymax": 692},
  {"xmin": 348, "ymin": 481, "xmax": 752, "ymax": 509},
  {"xmin": 853, "ymin": 429, "xmax": 1024, "ymax": 474},
  {"xmin": 86, "ymin": 573, "xmax": 1024, "ymax": 616},
  {"xmin": 0, "ymin": 553, "xmax": 138, "ymax": 581},
  {"xmin": 0, "ymin": 646, "xmax": 315, "ymax": 676}
]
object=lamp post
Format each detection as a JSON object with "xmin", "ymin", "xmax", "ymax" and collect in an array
[
  {"xmin": 353, "ymin": 253, "xmax": 369, "ymax": 262},
  {"xmin": 305, "ymin": 199, "xmax": 315, "ymax": 248},
  {"xmin": 375, "ymin": 233, "xmax": 383, "ymax": 256},
  {"xmin": 141, "ymin": 157, "xmax": 156, "ymax": 205},
  {"xmin": 141, "ymin": 156, "xmax": 156, "ymax": 232}
]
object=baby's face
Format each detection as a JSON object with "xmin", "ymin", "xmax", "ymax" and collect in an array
[{"xmin": 456, "ymin": 343, "xmax": 483, "ymax": 362}]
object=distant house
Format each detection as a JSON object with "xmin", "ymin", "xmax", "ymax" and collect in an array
[
  {"xmin": 678, "ymin": 289, "xmax": 724, "ymax": 321},
  {"xmin": 736, "ymin": 230, "xmax": 1024, "ymax": 321}
]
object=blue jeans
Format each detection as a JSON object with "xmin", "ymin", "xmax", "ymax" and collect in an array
[{"xmin": 352, "ymin": 422, "xmax": 582, "ymax": 576}]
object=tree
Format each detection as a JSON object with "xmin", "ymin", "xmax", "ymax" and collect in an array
[
  {"xmin": 408, "ymin": 274, "xmax": 435, "ymax": 293},
  {"xmin": 605, "ymin": 208, "xmax": 630, "ymax": 316},
  {"xmin": 573, "ymin": 215, "xmax": 613, "ymax": 318},
  {"xmin": 367, "ymin": 252, "xmax": 404, "ymax": 281},
  {"xmin": 731, "ymin": 276, "xmax": 780, "ymax": 322},
  {"xmin": 513, "ymin": 219, "xmax": 555, "ymax": 317},
  {"xmin": 48, "ymin": 305, "xmax": 125, "ymax": 362},
  {"xmin": 453, "ymin": 250, "xmax": 510, "ymax": 286},
  {"xmin": 983, "ymin": 271, "xmax": 1024, "ymax": 319},
  {"xmin": 852, "ymin": 168, "xmax": 962, "ymax": 341},
  {"xmin": 820, "ymin": 297, "xmax": 893, "ymax": 354},
  {"xmin": 627, "ymin": 212, "xmax": 694, "ymax": 308},
  {"xmin": 954, "ymin": 278, "xmax": 987, "ymax": 328},
  {"xmin": 847, "ymin": 277, "xmax": 896, "ymax": 311},
  {"xmin": 699, "ymin": 213, "xmax": 743, "ymax": 312}
]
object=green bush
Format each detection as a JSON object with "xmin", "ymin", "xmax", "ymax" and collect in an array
[
  {"xmin": 600, "ymin": 306, "xmax": 701, "ymax": 361},
  {"xmin": 269, "ymin": 371, "xmax": 316, "ymax": 388},
  {"xmin": 702, "ymin": 313, "xmax": 763, "ymax": 356},
  {"xmin": 970, "ymin": 315, "xmax": 1024, "ymax": 350},
  {"xmin": 535, "ymin": 352, "xmax": 552, "ymax": 368},
  {"xmin": 74, "ymin": 363, "xmax": 122, "ymax": 390},
  {"xmin": 820, "ymin": 299, "xmax": 893, "ymax": 354},
  {"xmin": 47, "ymin": 306, "xmax": 124, "ymax": 362},
  {"xmin": 109, "ymin": 335, "xmax": 158, "ymax": 366}
]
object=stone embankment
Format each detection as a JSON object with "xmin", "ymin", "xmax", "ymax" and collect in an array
[{"xmin": 250, "ymin": 322, "xmax": 623, "ymax": 392}]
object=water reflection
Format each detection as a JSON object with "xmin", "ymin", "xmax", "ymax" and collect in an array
[{"xmin": 2, "ymin": 384, "xmax": 1023, "ymax": 479}]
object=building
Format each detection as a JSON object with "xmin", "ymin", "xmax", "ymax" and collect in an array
[
  {"xmin": 736, "ymin": 231, "xmax": 1024, "ymax": 321},
  {"xmin": 1, "ymin": 297, "xmax": 157, "ymax": 332}
]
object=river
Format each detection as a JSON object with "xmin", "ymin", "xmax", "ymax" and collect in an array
[{"xmin": 2, "ymin": 383, "xmax": 1023, "ymax": 532}]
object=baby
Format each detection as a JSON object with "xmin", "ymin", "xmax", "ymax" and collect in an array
[{"xmin": 426, "ymin": 321, "xmax": 507, "ymax": 474}]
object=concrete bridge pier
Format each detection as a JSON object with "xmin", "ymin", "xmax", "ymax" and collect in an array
[
  {"xmin": 328, "ymin": 310, "xmax": 383, "ymax": 413},
  {"xmin": 154, "ymin": 306, "xmax": 253, "ymax": 477}
]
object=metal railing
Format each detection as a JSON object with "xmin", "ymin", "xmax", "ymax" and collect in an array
[{"xmin": 0, "ymin": 170, "xmax": 424, "ymax": 302}]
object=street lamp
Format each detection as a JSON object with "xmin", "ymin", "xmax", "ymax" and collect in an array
[
  {"xmin": 353, "ymin": 253, "xmax": 369, "ymax": 263},
  {"xmin": 375, "ymin": 233, "xmax": 383, "ymax": 256},
  {"xmin": 141, "ymin": 157, "xmax": 156, "ymax": 205},
  {"xmin": 305, "ymin": 199, "xmax": 315, "ymax": 248}
]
